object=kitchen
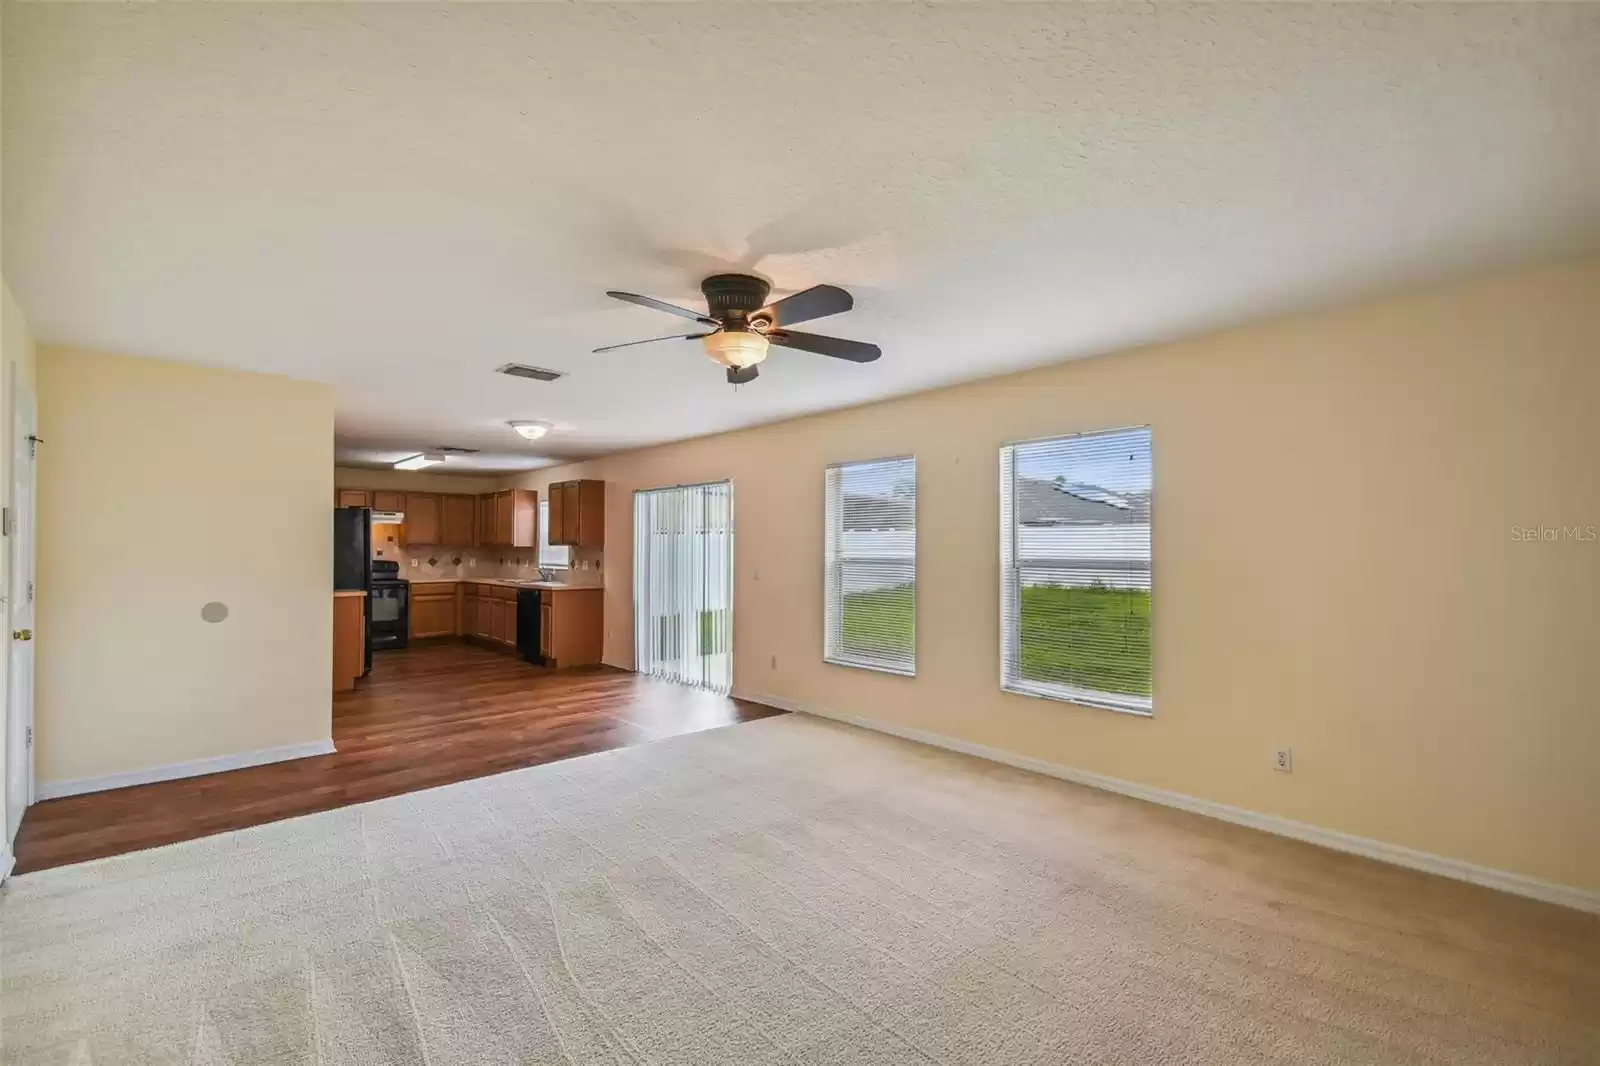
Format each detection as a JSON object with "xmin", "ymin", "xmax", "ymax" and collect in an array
[{"xmin": 332, "ymin": 476, "xmax": 607, "ymax": 691}]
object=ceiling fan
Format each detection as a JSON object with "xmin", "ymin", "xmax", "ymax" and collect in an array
[{"xmin": 595, "ymin": 273, "xmax": 880, "ymax": 385}]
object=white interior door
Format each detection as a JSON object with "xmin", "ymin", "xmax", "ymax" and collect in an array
[
  {"xmin": 6, "ymin": 369, "xmax": 37, "ymax": 846},
  {"xmin": 633, "ymin": 482, "xmax": 734, "ymax": 693}
]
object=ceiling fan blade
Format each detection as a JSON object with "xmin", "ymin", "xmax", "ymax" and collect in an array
[
  {"xmin": 592, "ymin": 332, "xmax": 713, "ymax": 354},
  {"xmin": 605, "ymin": 290, "xmax": 718, "ymax": 326},
  {"xmin": 768, "ymin": 329, "xmax": 881, "ymax": 363},
  {"xmin": 726, "ymin": 365, "xmax": 759, "ymax": 385},
  {"xmin": 757, "ymin": 284, "xmax": 853, "ymax": 327}
]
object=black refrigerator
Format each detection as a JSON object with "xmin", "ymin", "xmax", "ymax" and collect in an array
[{"xmin": 333, "ymin": 507, "xmax": 373, "ymax": 676}]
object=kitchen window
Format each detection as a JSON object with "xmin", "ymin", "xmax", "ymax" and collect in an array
[
  {"xmin": 1000, "ymin": 427, "xmax": 1152, "ymax": 714},
  {"xmin": 824, "ymin": 456, "xmax": 916, "ymax": 676},
  {"xmin": 538, "ymin": 500, "xmax": 571, "ymax": 569}
]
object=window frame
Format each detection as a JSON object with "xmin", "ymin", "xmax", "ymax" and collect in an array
[
  {"xmin": 823, "ymin": 454, "xmax": 918, "ymax": 678},
  {"xmin": 537, "ymin": 499, "xmax": 572, "ymax": 570},
  {"xmin": 999, "ymin": 426, "xmax": 1154, "ymax": 717}
]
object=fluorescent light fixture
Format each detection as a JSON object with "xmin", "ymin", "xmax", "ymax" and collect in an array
[
  {"xmin": 394, "ymin": 452, "xmax": 446, "ymax": 470},
  {"xmin": 508, "ymin": 420, "xmax": 554, "ymax": 441}
]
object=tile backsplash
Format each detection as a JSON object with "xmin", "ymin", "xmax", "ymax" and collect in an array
[{"xmin": 371, "ymin": 527, "xmax": 603, "ymax": 585}]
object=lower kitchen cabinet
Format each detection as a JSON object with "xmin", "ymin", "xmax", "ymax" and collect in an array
[
  {"xmin": 541, "ymin": 587, "xmax": 603, "ymax": 668},
  {"xmin": 458, "ymin": 582, "xmax": 598, "ymax": 664},
  {"xmin": 463, "ymin": 583, "xmax": 518, "ymax": 649},
  {"xmin": 409, "ymin": 582, "xmax": 459, "ymax": 640}
]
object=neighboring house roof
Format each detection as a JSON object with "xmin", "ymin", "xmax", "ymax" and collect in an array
[
  {"xmin": 841, "ymin": 493, "xmax": 915, "ymax": 530},
  {"xmin": 841, "ymin": 481, "xmax": 1147, "ymax": 529},
  {"xmin": 1016, "ymin": 478, "xmax": 1148, "ymax": 525}
]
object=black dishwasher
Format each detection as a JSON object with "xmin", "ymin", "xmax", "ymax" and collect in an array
[{"xmin": 516, "ymin": 588, "xmax": 544, "ymax": 665}]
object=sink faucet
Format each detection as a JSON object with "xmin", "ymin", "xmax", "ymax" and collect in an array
[{"xmin": 537, "ymin": 567, "xmax": 556, "ymax": 582}]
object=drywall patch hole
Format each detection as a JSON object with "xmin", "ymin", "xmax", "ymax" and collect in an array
[{"xmin": 201, "ymin": 601, "xmax": 229, "ymax": 624}]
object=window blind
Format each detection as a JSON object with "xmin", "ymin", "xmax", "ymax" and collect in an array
[
  {"xmin": 537, "ymin": 500, "xmax": 571, "ymax": 569},
  {"xmin": 825, "ymin": 456, "xmax": 916, "ymax": 675},
  {"xmin": 633, "ymin": 481, "xmax": 734, "ymax": 693},
  {"xmin": 1000, "ymin": 427, "xmax": 1152, "ymax": 714}
]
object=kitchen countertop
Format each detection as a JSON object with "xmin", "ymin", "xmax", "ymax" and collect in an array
[
  {"xmin": 408, "ymin": 578, "xmax": 601, "ymax": 591},
  {"xmin": 333, "ymin": 589, "xmax": 368, "ymax": 599}
]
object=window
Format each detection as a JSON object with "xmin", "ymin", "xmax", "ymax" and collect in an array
[
  {"xmin": 1000, "ymin": 427, "xmax": 1152, "ymax": 714},
  {"xmin": 633, "ymin": 481, "xmax": 734, "ymax": 692},
  {"xmin": 825, "ymin": 456, "xmax": 916, "ymax": 675},
  {"xmin": 538, "ymin": 500, "xmax": 571, "ymax": 569}
]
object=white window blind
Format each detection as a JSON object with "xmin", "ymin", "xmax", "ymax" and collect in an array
[
  {"xmin": 538, "ymin": 500, "xmax": 571, "ymax": 569},
  {"xmin": 1000, "ymin": 427, "xmax": 1152, "ymax": 714},
  {"xmin": 825, "ymin": 456, "xmax": 916, "ymax": 675},
  {"xmin": 633, "ymin": 481, "xmax": 734, "ymax": 693}
]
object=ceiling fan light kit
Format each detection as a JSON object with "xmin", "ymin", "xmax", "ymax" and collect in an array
[
  {"xmin": 702, "ymin": 330, "xmax": 769, "ymax": 369},
  {"xmin": 596, "ymin": 272, "xmax": 880, "ymax": 385}
]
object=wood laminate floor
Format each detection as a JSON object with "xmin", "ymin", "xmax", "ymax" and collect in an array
[{"xmin": 11, "ymin": 641, "xmax": 783, "ymax": 874}]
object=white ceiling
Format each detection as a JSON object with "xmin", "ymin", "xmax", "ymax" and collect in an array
[{"xmin": 5, "ymin": 4, "xmax": 1598, "ymax": 471}]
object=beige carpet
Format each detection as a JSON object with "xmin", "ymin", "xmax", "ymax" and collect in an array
[{"xmin": 3, "ymin": 714, "xmax": 1596, "ymax": 1065}]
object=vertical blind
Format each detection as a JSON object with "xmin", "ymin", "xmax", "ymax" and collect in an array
[
  {"xmin": 633, "ymin": 481, "xmax": 734, "ymax": 693},
  {"xmin": 1000, "ymin": 427, "xmax": 1152, "ymax": 714},
  {"xmin": 825, "ymin": 456, "xmax": 917, "ymax": 675}
]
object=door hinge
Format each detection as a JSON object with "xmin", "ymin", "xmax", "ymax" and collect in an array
[
  {"xmin": 26, "ymin": 726, "xmax": 32, "ymax": 747},
  {"xmin": 27, "ymin": 581, "xmax": 33, "ymax": 603},
  {"xmin": 1, "ymin": 507, "xmax": 8, "ymax": 536}
]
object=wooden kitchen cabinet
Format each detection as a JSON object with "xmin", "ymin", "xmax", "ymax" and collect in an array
[
  {"xmin": 477, "ymin": 495, "xmax": 494, "ymax": 548},
  {"xmin": 337, "ymin": 489, "xmax": 371, "ymax": 508},
  {"xmin": 441, "ymin": 494, "xmax": 476, "ymax": 547},
  {"xmin": 403, "ymin": 493, "xmax": 442, "ymax": 546},
  {"xmin": 541, "ymin": 587, "xmax": 603, "ymax": 667},
  {"xmin": 372, "ymin": 491, "xmax": 405, "ymax": 513},
  {"xmin": 476, "ymin": 490, "xmax": 537, "ymax": 548},
  {"xmin": 548, "ymin": 480, "xmax": 605, "ymax": 549},
  {"xmin": 462, "ymin": 583, "xmax": 519, "ymax": 648},
  {"xmin": 410, "ymin": 582, "xmax": 458, "ymax": 639},
  {"xmin": 333, "ymin": 592, "xmax": 366, "ymax": 691}
]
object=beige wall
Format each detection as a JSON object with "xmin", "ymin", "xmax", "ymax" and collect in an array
[
  {"xmin": 1, "ymin": 280, "xmax": 39, "ymax": 847},
  {"xmin": 508, "ymin": 258, "xmax": 1600, "ymax": 892},
  {"xmin": 37, "ymin": 348, "xmax": 335, "ymax": 787}
]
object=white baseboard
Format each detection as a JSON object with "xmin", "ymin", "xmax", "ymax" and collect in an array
[
  {"xmin": 1, "ymin": 847, "xmax": 14, "ymax": 885},
  {"xmin": 35, "ymin": 739, "xmax": 337, "ymax": 801},
  {"xmin": 738, "ymin": 691, "xmax": 1600, "ymax": 915}
]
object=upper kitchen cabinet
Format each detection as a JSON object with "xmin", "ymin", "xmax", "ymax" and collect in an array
[
  {"xmin": 372, "ymin": 491, "xmax": 405, "ymax": 513},
  {"xmin": 477, "ymin": 494, "xmax": 494, "ymax": 546},
  {"xmin": 549, "ymin": 480, "xmax": 605, "ymax": 549},
  {"xmin": 403, "ymin": 493, "xmax": 442, "ymax": 546},
  {"xmin": 478, "ymin": 489, "xmax": 537, "ymax": 548},
  {"xmin": 441, "ymin": 494, "xmax": 476, "ymax": 547},
  {"xmin": 337, "ymin": 489, "xmax": 370, "ymax": 508}
]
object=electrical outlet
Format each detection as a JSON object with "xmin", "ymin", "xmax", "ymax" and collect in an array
[{"xmin": 1273, "ymin": 747, "xmax": 1293, "ymax": 773}]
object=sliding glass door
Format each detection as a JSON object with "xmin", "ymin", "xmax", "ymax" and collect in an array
[{"xmin": 633, "ymin": 481, "xmax": 734, "ymax": 692}]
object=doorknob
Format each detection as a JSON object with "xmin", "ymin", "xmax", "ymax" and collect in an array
[{"xmin": 12, "ymin": 629, "xmax": 32, "ymax": 641}]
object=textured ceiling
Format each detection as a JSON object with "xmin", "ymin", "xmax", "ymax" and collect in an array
[{"xmin": 5, "ymin": 3, "xmax": 1598, "ymax": 470}]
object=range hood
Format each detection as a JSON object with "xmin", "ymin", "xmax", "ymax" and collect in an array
[{"xmin": 371, "ymin": 510, "xmax": 405, "ymax": 525}]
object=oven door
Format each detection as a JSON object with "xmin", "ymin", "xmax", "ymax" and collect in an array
[{"xmin": 369, "ymin": 582, "xmax": 409, "ymax": 649}]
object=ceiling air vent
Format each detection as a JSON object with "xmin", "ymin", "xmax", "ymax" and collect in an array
[
  {"xmin": 434, "ymin": 446, "xmax": 480, "ymax": 455},
  {"xmin": 496, "ymin": 363, "xmax": 565, "ymax": 382}
]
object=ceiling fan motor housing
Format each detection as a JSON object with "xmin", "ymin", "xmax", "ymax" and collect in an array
[{"xmin": 701, "ymin": 273, "xmax": 772, "ymax": 325}]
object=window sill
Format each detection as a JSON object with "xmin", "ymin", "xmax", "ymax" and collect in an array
[
  {"xmin": 1001, "ymin": 679, "xmax": 1152, "ymax": 717},
  {"xmin": 825, "ymin": 655, "xmax": 916, "ymax": 678}
]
